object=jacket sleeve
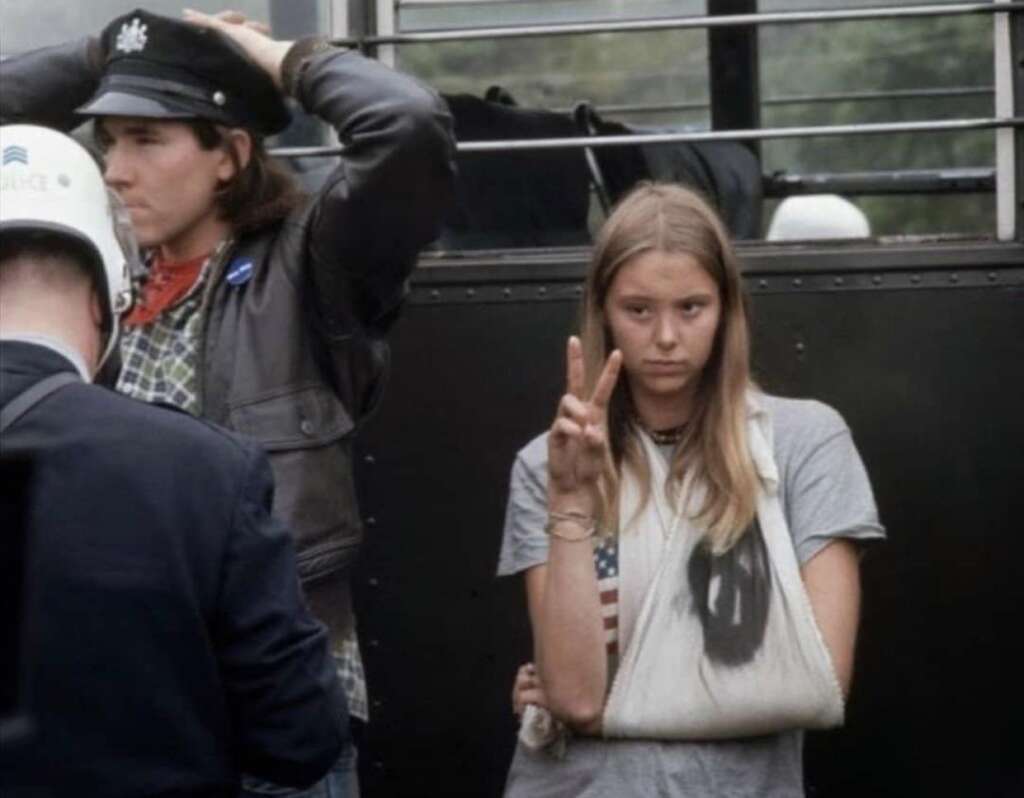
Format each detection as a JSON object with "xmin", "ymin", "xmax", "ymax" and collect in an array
[
  {"xmin": 215, "ymin": 444, "xmax": 348, "ymax": 787},
  {"xmin": 294, "ymin": 46, "xmax": 456, "ymax": 332},
  {"xmin": 0, "ymin": 37, "xmax": 104, "ymax": 129}
]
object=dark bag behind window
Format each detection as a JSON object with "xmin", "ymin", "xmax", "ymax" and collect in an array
[
  {"xmin": 585, "ymin": 109, "xmax": 763, "ymax": 240},
  {"xmin": 439, "ymin": 91, "xmax": 592, "ymax": 249}
]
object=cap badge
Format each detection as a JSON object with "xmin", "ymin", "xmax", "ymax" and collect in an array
[
  {"xmin": 226, "ymin": 258, "xmax": 254, "ymax": 286},
  {"xmin": 2, "ymin": 145, "xmax": 29, "ymax": 167},
  {"xmin": 115, "ymin": 17, "xmax": 149, "ymax": 54},
  {"xmin": 213, "ymin": 91, "xmax": 227, "ymax": 107}
]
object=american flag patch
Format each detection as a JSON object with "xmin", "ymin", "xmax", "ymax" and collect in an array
[{"xmin": 593, "ymin": 537, "xmax": 620, "ymax": 661}]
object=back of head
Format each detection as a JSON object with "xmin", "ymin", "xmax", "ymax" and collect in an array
[{"xmin": 0, "ymin": 124, "xmax": 135, "ymax": 362}]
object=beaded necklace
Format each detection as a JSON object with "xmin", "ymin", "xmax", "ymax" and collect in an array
[{"xmin": 632, "ymin": 414, "xmax": 688, "ymax": 446}]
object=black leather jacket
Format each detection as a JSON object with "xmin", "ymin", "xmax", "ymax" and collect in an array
[{"xmin": 1, "ymin": 38, "xmax": 456, "ymax": 638}]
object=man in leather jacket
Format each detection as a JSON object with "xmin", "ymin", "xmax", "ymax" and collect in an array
[{"xmin": 0, "ymin": 8, "xmax": 456, "ymax": 795}]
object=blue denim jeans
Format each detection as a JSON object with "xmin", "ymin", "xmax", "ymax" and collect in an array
[{"xmin": 239, "ymin": 743, "xmax": 359, "ymax": 798}]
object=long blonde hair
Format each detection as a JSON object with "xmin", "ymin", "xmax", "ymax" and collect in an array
[{"xmin": 580, "ymin": 183, "xmax": 759, "ymax": 553}]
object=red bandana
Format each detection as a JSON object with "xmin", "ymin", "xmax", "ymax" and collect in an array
[{"xmin": 123, "ymin": 253, "xmax": 208, "ymax": 326}]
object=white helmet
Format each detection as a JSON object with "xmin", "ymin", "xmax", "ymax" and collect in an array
[
  {"xmin": 767, "ymin": 194, "xmax": 871, "ymax": 241},
  {"xmin": 0, "ymin": 124, "xmax": 137, "ymax": 367}
]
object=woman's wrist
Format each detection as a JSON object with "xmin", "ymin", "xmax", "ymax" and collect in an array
[
  {"xmin": 545, "ymin": 511, "xmax": 596, "ymax": 542},
  {"xmin": 548, "ymin": 489, "xmax": 595, "ymax": 518}
]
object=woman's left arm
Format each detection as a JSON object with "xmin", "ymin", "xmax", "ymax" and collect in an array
[{"xmin": 801, "ymin": 538, "xmax": 861, "ymax": 697}]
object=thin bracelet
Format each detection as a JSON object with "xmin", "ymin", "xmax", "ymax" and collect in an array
[
  {"xmin": 544, "ymin": 515, "xmax": 596, "ymax": 542},
  {"xmin": 548, "ymin": 509, "xmax": 593, "ymax": 524}
]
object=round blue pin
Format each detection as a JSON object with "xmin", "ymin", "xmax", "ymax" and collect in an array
[{"xmin": 226, "ymin": 258, "xmax": 254, "ymax": 286}]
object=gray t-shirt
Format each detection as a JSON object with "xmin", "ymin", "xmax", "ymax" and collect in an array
[{"xmin": 497, "ymin": 394, "xmax": 885, "ymax": 798}]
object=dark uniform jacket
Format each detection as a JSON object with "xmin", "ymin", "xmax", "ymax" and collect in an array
[
  {"xmin": 0, "ymin": 341, "xmax": 347, "ymax": 796},
  {"xmin": 0, "ymin": 41, "xmax": 456, "ymax": 643}
]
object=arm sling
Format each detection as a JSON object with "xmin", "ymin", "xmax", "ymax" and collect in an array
[{"xmin": 602, "ymin": 395, "xmax": 844, "ymax": 738}]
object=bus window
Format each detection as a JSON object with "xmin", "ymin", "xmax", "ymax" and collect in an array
[
  {"xmin": 759, "ymin": 2, "xmax": 995, "ymax": 238},
  {"xmin": 382, "ymin": 0, "xmax": 1004, "ymax": 246}
]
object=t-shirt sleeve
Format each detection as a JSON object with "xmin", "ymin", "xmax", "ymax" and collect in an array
[
  {"xmin": 496, "ymin": 437, "xmax": 551, "ymax": 576},
  {"xmin": 784, "ymin": 410, "xmax": 886, "ymax": 565}
]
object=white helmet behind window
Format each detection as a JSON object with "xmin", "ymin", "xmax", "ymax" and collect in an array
[
  {"xmin": 0, "ymin": 123, "xmax": 137, "ymax": 366},
  {"xmin": 766, "ymin": 194, "xmax": 871, "ymax": 242}
]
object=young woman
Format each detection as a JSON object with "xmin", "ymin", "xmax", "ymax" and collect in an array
[{"xmin": 497, "ymin": 183, "xmax": 884, "ymax": 796}]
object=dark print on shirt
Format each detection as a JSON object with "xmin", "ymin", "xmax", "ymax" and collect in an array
[{"xmin": 684, "ymin": 521, "xmax": 772, "ymax": 666}]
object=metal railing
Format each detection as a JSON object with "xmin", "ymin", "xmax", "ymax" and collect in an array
[
  {"xmin": 551, "ymin": 87, "xmax": 995, "ymax": 117},
  {"xmin": 327, "ymin": 1, "xmax": 1020, "ymax": 234},
  {"xmin": 764, "ymin": 168, "xmax": 995, "ymax": 198},
  {"xmin": 337, "ymin": 2, "xmax": 1024, "ymax": 47},
  {"xmin": 271, "ymin": 117, "xmax": 1024, "ymax": 158}
]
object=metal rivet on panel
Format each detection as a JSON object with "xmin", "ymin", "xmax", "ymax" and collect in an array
[
  {"xmin": 833, "ymin": 276, "xmax": 844, "ymax": 286},
  {"xmin": 758, "ymin": 279, "xmax": 768, "ymax": 289},
  {"xmin": 792, "ymin": 278, "xmax": 802, "ymax": 287},
  {"xmin": 950, "ymin": 273, "xmax": 959, "ymax": 283},
  {"xmin": 367, "ymin": 577, "xmax": 379, "ymax": 588},
  {"xmin": 300, "ymin": 419, "xmax": 315, "ymax": 436},
  {"xmin": 503, "ymin": 287, "xmax": 512, "ymax": 298},
  {"xmin": 366, "ymin": 517, "xmax": 377, "ymax": 527},
  {"xmin": 795, "ymin": 342, "xmax": 806, "ymax": 353},
  {"xmin": 430, "ymin": 289, "xmax": 440, "ymax": 300},
  {"xmin": 364, "ymin": 454, "xmax": 375, "ymax": 465},
  {"xmin": 988, "ymin": 272, "xmax": 998, "ymax": 282},
  {"xmin": 911, "ymin": 274, "xmax": 921, "ymax": 284},
  {"xmin": 872, "ymin": 275, "xmax": 882, "ymax": 285},
  {"xmin": 538, "ymin": 286, "xmax": 547, "ymax": 296}
]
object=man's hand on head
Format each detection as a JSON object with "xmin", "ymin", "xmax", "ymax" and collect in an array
[{"xmin": 182, "ymin": 8, "xmax": 292, "ymax": 91}]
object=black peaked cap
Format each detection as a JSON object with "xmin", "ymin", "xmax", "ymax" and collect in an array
[{"xmin": 78, "ymin": 8, "xmax": 291, "ymax": 135}]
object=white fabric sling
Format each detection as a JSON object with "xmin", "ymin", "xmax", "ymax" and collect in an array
[{"xmin": 601, "ymin": 395, "xmax": 844, "ymax": 739}]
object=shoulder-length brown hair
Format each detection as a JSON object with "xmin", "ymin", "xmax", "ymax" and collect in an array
[
  {"xmin": 581, "ymin": 182, "xmax": 759, "ymax": 553},
  {"xmin": 189, "ymin": 120, "xmax": 303, "ymax": 234}
]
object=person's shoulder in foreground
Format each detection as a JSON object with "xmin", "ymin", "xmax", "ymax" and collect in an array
[{"xmin": 1, "ymin": 368, "xmax": 347, "ymax": 793}]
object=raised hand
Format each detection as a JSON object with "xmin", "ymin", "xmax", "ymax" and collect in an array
[
  {"xmin": 182, "ymin": 8, "xmax": 291, "ymax": 89},
  {"xmin": 547, "ymin": 336, "xmax": 621, "ymax": 513}
]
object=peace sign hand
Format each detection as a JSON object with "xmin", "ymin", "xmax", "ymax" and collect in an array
[{"xmin": 547, "ymin": 337, "xmax": 622, "ymax": 514}]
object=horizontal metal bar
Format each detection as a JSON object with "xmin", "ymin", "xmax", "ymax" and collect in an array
[
  {"xmin": 458, "ymin": 117, "xmax": 1024, "ymax": 151},
  {"xmin": 553, "ymin": 87, "xmax": 995, "ymax": 117},
  {"xmin": 334, "ymin": 2, "xmax": 1024, "ymax": 46},
  {"xmin": 765, "ymin": 168, "xmax": 995, "ymax": 198},
  {"xmin": 270, "ymin": 117, "xmax": 1024, "ymax": 158},
  {"xmin": 411, "ymin": 241, "xmax": 1024, "ymax": 284},
  {"xmin": 764, "ymin": 86, "xmax": 994, "ymax": 107}
]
